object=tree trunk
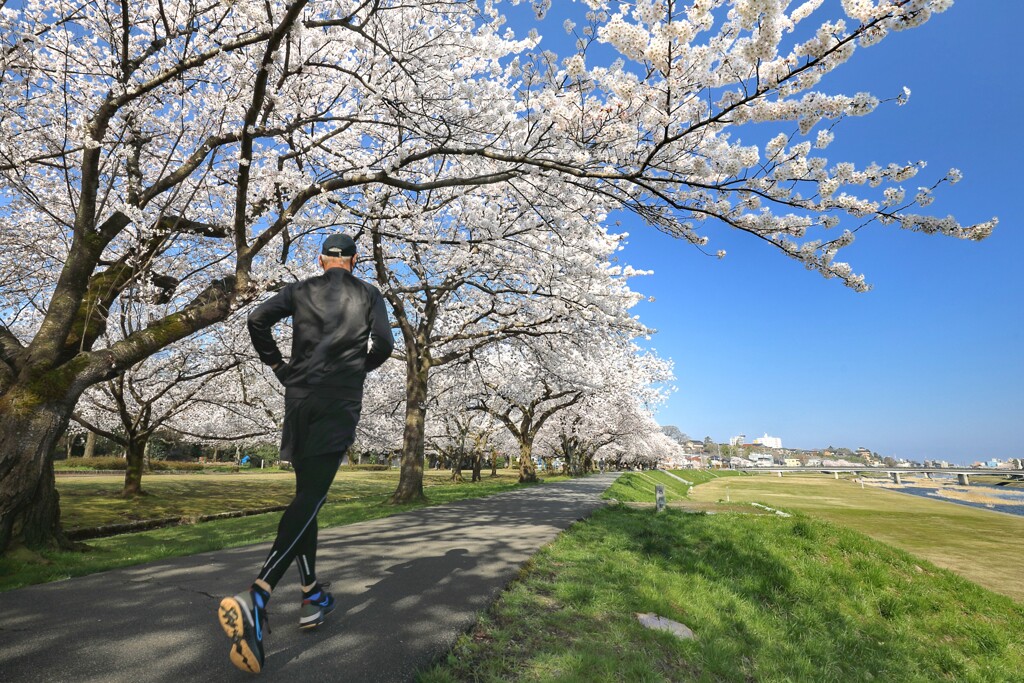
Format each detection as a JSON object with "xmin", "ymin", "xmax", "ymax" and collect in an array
[
  {"xmin": 0, "ymin": 387, "xmax": 79, "ymax": 553},
  {"xmin": 583, "ymin": 453, "xmax": 594, "ymax": 474},
  {"xmin": 519, "ymin": 441, "xmax": 538, "ymax": 483},
  {"xmin": 122, "ymin": 436, "xmax": 149, "ymax": 497},
  {"xmin": 388, "ymin": 363, "xmax": 428, "ymax": 504},
  {"xmin": 450, "ymin": 451, "xmax": 463, "ymax": 483},
  {"xmin": 490, "ymin": 451, "xmax": 498, "ymax": 477},
  {"xmin": 471, "ymin": 452, "xmax": 482, "ymax": 483},
  {"xmin": 83, "ymin": 430, "xmax": 96, "ymax": 459}
]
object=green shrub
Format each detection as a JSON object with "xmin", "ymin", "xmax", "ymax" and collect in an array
[{"xmin": 55, "ymin": 457, "xmax": 127, "ymax": 470}]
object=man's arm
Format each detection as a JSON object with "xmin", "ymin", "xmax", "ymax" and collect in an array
[
  {"xmin": 366, "ymin": 289, "xmax": 395, "ymax": 372},
  {"xmin": 247, "ymin": 287, "xmax": 294, "ymax": 368}
]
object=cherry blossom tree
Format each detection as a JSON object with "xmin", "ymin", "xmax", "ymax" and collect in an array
[
  {"xmin": 73, "ymin": 349, "xmax": 239, "ymax": 497},
  {"xmin": 356, "ymin": 181, "xmax": 648, "ymax": 499},
  {"xmin": 0, "ymin": 0, "xmax": 534, "ymax": 550},
  {"xmin": 349, "ymin": 358, "xmax": 406, "ymax": 463},
  {"xmin": 71, "ymin": 308, "xmax": 281, "ymax": 494},
  {"xmin": 470, "ymin": 321, "xmax": 665, "ymax": 481},
  {"xmin": 544, "ymin": 350, "xmax": 674, "ymax": 474},
  {"xmin": 0, "ymin": 0, "xmax": 990, "ymax": 553}
]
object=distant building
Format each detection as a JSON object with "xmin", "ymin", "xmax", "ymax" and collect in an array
[
  {"xmin": 729, "ymin": 434, "xmax": 746, "ymax": 447},
  {"xmin": 751, "ymin": 453, "xmax": 775, "ymax": 467},
  {"xmin": 784, "ymin": 458, "xmax": 801, "ymax": 467},
  {"xmin": 806, "ymin": 458, "xmax": 822, "ymax": 467},
  {"xmin": 754, "ymin": 433, "xmax": 782, "ymax": 449},
  {"xmin": 855, "ymin": 447, "xmax": 876, "ymax": 463},
  {"xmin": 683, "ymin": 440, "xmax": 705, "ymax": 454}
]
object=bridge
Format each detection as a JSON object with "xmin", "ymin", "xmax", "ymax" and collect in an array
[{"xmin": 734, "ymin": 467, "xmax": 1024, "ymax": 486}]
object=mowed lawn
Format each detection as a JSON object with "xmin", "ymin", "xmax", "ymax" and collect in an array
[
  {"xmin": 689, "ymin": 474, "xmax": 1024, "ymax": 602},
  {"xmin": 57, "ymin": 469, "xmax": 492, "ymax": 530}
]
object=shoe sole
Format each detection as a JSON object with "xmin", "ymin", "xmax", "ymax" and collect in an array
[
  {"xmin": 298, "ymin": 608, "xmax": 324, "ymax": 630},
  {"xmin": 218, "ymin": 597, "xmax": 262, "ymax": 674}
]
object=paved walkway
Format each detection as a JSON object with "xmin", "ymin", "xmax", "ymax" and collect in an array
[{"xmin": 0, "ymin": 473, "xmax": 619, "ymax": 683}]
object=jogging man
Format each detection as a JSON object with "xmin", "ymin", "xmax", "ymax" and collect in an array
[{"xmin": 217, "ymin": 234, "xmax": 394, "ymax": 674}]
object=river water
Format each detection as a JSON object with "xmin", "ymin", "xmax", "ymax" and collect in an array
[{"xmin": 892, "ymin": 483, "xmax": 1024, "ymax": 517}]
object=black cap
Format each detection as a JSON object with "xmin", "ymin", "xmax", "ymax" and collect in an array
[{"xmin": 321, "ymin": 234, "xmax": 357, "ymax": 257}]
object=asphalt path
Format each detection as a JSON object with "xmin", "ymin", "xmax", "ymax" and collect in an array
[{"xmin": 0, "ymin": 472, "xmax": 619, "ymax": 683}]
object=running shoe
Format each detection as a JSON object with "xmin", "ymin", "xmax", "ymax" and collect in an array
[
  {"xmin": 298, "ymin": 587, "xmax": 336, "ymax": 630},
  {"xmin": 218, "ymin": 590, "xmax": 269, "ymax": 673}
]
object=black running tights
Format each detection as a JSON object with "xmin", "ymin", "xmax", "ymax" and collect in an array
[{"xmin": 256, "ymin": 451, "xmax": 343, "ymax": 590}]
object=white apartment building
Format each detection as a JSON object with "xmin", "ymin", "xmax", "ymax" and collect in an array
[{"xmin": 754, "ymin": 433, "xmax": 782, "ymax": 449}]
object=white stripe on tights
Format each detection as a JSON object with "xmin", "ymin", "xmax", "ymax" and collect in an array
[{"xmin": 260, "ymin": 494, "xmax": 327, "ymax": 581}]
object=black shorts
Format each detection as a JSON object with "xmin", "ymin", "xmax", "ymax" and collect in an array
[{"xmin": 279, "ymin": 394, "xmax": 361, "ymax": 462}]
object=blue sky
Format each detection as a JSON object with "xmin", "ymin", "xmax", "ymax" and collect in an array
[{"xmin": 509, "ymin": 2, "xmax": 1022, "ymax": 464}]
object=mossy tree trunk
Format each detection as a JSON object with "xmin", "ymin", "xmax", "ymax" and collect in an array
[
  {"xmin": 471, "ymin": 451, "xmax": 482, "ymax": 483},
  {"xmin": 0, "ymin": 384, "xmax": 81, "ymax": 552},
  {"xmin": 519, "ymin": 440, "xmax": 538, "ymax": 483},
  {"xmin": 450, "ymin": 449, "xmax": 464, "ymax": 483},
  {"xmin": 122, "ymin": 435, "xmax": 151, "ymax": 497}
]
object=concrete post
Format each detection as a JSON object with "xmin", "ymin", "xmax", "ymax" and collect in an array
[
  {"xmin": 777, "ymin": 470, "xmax": 783, "ymax": 478},
  {"xmin": 891, "ymin": 472, "xmax": 902, "ymax": 485},
  {"xmin": 834, "ymin": 472, "xmax": 839, "ymax": 480},
  {"xmin": 655, "ymin": 485, "xmax": 666, "ymax": 512},
  {"xmin": 957, "ymin": 473, "xmax": 970, "ymax": 486},
  {"xmin": 924, "ymin": 472, "xmax": 932, "ymax": 479}
]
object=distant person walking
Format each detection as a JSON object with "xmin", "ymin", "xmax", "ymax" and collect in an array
[{"xmin": 217, "ymin": 234, "xmax": 394, "ymax": 674}]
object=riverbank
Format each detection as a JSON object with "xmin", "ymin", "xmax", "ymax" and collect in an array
[
  {"xmin": 859, "ymin": 476, "xmax": 1024, "ymax": 517},
  {"xmin": 688, "ymin": 474, "xmax": 1024, "ymax": 602}
]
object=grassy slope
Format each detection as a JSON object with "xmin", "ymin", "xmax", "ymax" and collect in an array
[
  {"xmin": 689, "ymin": 474, "xmax": 1024, "ymax": 603},
  {"xmin": 0, "ymin": 470, "xmax": 555, "ymax": 592},
  {"xmin": 603, "ymin": 469, "xmax": 740, "ymax": 503},
  {"xmin": 419, "ymin": 506, "xmax": 1024, "ymax": 683}
]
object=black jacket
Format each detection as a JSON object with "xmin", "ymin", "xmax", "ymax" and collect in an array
[{"xmin": 247, "ymin": 268, "xmax": 395, "ymax": 398}]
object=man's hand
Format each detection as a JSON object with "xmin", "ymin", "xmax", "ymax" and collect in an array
[{"xmin": 271, "ymin": 362, "xmax": 290, "ymax": 383}]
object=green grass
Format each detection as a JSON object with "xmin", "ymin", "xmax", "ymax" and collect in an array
[
  {"xmin": 689, "ymin": 474, "xmax": 1024, "ymax": 603},
  {"xmin": 418, "ymin": 506, "xmax": 1024, "ymax": 683},
  {"xmin": 56, "ymin": 470, "xmax": 443, "ymax": 530},
  {"xmin": 669, "ymin": 469, "xmax": 742, "ymax": 486},
  {"xmin": 0, "ymin": 470, "xmax": 546, "ymax": 592},
  {"xmin": 603, "ymin": 469, "xmax": 741, "ymax": 503}
]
